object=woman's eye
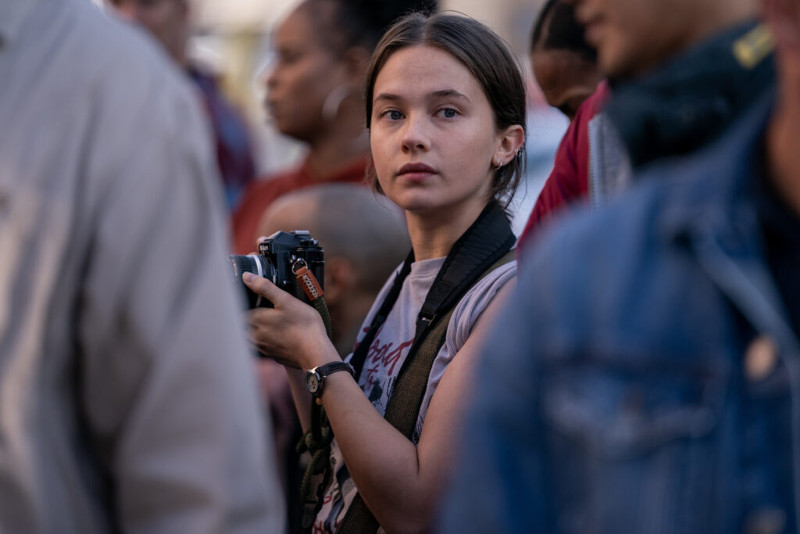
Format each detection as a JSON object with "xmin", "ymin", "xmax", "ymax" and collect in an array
[
  {"xmin": 439, "ymin": 108, "xmax": 458, "ymax": 118},
  {"xmin": 382, "ymin": 110, "xmax": 403, "ymax": 120}
]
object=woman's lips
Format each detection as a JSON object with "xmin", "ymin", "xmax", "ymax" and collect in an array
[{"xmin": 397, "ymin": 163, "xmax": 436, "ymax": 181}]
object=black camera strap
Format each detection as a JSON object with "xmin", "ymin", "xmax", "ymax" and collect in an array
[
  {"xmin": 338, "ymin": 200, "xmax": 516, "ymax": 533},
  {"xmin": 349, "ymin": 200, "xmax": 515, "ymax": 380}
]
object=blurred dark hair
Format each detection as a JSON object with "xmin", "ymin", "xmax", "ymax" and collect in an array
[
  {"xmin": 530, "ymin": 0, "xmax": 596, "ymax": 63},
  {"xmin": 364, "ymin": 12, "xmax": 527, "ymax": 209},
  {"xmin": 304, "ymin": 0, "xmax": 439, "ymax": 55}
]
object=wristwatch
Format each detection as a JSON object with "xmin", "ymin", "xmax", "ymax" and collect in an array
[{"xmin": 305, "ymin": 361, "xmax": 355, "ymax": 399}]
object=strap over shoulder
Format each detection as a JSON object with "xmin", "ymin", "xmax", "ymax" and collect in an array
[
  {"xmin": 350, "ymin": 201, "xmax": 515, "ymax": 380},
  {"xmin": 340, "ymin": 201, "xmax": 516, "ymax": 534}
]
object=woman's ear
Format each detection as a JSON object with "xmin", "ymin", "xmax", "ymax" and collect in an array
[{"xmin": 493, "ymin": 125, "xmax": 526, "ymax": 167}]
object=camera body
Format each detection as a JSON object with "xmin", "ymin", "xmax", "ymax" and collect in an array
[{"xmin": 230, "ymin": 230, "xmax": 324, "ymax": 309}]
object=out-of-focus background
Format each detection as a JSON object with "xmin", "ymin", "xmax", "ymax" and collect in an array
[{"xmin": 101, "ymin": 0, "xmax": 568, "ymax": 233}]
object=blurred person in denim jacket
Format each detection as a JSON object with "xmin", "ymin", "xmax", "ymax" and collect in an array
[{"xmin": 437, "ymin": 0, "xmax": 800, "ymax": 532}]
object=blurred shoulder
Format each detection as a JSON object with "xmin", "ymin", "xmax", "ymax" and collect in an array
[{"xmin": 32, "ymin": 0, "xmax": 201, "ymax": 123}]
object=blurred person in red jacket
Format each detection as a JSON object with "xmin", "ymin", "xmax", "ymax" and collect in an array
[{"xmin": 516, "ymin": 0, "xmax": 773, "ymax": 254}]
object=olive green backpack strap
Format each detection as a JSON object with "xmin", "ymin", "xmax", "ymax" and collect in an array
[{"xmin": 340, "ymin": 247, "xmax": 516, "ymax": 533}]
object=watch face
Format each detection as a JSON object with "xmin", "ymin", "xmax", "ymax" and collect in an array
[{"xmin": 306, "ymin": 371, "xmax": 320, "ymax": 394}]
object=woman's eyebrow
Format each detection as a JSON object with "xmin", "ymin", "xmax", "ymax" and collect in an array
[
  {"xmin": 429, "ymin": 89, "xmax": 471, "ymax": 103},
  {"xmin": 373, "ymin": 93, "xmax": 403, "ymax": 105},
  {"xmin": 373, "ymin": 89, "xmax": 472, "ymax": 104}
]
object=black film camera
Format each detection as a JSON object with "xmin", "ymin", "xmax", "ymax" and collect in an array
[{"xmin": 229, "ymin": 230, "xmax": 324, "ymax": 309}]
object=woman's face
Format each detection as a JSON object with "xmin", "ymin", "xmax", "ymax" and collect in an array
[
  {"xmin": 369, "ymin": 45, "xmax": 508, "ymax": 219},
  {"xmin": 265, "ymin": 6, "xmax": 351, "ymax": 141}
]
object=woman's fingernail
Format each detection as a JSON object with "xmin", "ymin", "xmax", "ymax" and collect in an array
[{"xmin": 242, "ymin": 272, "xmax": 254, "ymax": 283}]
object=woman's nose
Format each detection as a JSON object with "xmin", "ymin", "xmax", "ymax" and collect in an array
[{"xmin": 401, "ymin": 114, "xmax": 430, "ymax": 152}]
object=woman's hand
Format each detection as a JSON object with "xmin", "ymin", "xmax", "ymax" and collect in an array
[{"xmin": 243, "ymin": 272, "xmax": 332, "ymax": 370}]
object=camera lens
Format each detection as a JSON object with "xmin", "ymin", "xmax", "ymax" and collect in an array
[{"xmin": 229, "ymin": 254, "xmax": 275, "ymax": 309}]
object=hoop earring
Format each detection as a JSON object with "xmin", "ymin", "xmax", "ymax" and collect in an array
[{"xmin": 322, "ymin": 84, "xmax": 354, "ymax": 122}]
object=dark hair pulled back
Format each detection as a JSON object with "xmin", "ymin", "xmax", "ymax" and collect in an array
[
  {"xmin": 530, "ymin": 0, "xmax": 596, "ymax": 62},
  {"xmin": 365, "ymin": 12, "xmax": 527, "ymax": 208}
]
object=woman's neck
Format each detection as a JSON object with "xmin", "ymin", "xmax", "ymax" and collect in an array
[{"xmin": 405, "ymin": 200, "xmax": 489, "ymax": 262}]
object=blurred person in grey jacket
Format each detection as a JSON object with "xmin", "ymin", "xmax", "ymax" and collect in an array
[{"xmin": 0, "ymin": 0, "xmax": 284, "ymax": 532}]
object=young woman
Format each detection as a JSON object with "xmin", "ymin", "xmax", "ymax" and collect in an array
[{"xmin": 244, "ymin": 12, "xmax": 526, "ymax": 533}]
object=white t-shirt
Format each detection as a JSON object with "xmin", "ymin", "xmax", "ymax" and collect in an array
[{"xmin": 314, "ymin": 256, "xmax": 517, "ymax": 532}]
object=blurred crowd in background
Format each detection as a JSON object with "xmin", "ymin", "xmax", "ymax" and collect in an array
[
  {"xmin": 3, "ymin": 0, "xmax": 797, "ymax": 531},
  {"xmin": 96, "ymin": 0, "xmax": 567, "ymax": 233},
  {"xmin": 182, "ymin": 0, "xmax": 560, "ymax": 169}
]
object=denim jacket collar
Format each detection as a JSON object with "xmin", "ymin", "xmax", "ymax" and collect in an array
[
  {"xmin": 650, "ymin": 91, "xmax": 799, "ymax": 357},
  {"xmin": 606, "ymin": 20, "xmax": 774, "ymax": 170},
  {"xmin": 653, "ymin": 92, "xmax": 774, "ymax": 247}
]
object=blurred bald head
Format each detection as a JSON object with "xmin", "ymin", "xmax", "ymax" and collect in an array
[
  {"xmin": 258, "ymin": 184, "xmax": 409, "ymax": 291},
  {"xmin": 257, "ymin": 184, "xmax": 410, "ymax": 354}
]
